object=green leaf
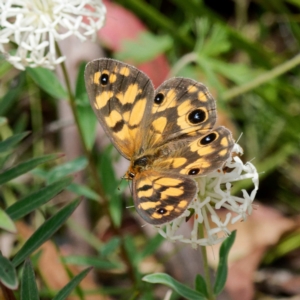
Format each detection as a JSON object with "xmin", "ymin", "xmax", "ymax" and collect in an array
[
  {"xmin": 62, "ymin": 255, "xmax": 121, "ymax": 270},
  {"xmin": 0, "ymin": 253, "xmax": 18, "ymax": 290},
  {"xmin": 0, "ymin": 132, "xmax": 30, "ymax": 153},
  {"xmin": 194, "ymin": 274, "xmax": 208, "ymax": 298},
  {"xmin": 21, "ymin": 259, "xmax": 39, "ymax": 300},
  {"xmin": 0, "ymin": 208, "xmax": 16, "ymax": 232},
  {"xmin": 67, "ymin": 183, "xmax": 100, "ymax": 201},
  {"xmin": 0, "ymin": 154, "xmax": 60, "ymax": 185},
  {"xmin": 115, "ymin": 32, "xmax": 173, "ymax": 64},
  {"xmin": 75, "ymin": 62, "xmax": 88, "ymax": 101},
  {"xmin": 6, "ymin": 177, "xmax": 73, "ymax": 220},
  {"xmin": 99, "ymin": 146, "xmax": 122, "ymax": 228},
  {"xmin": 52, "ymin": 267, "xmax": 92, "ymax": 300},
  {"xmin": 201, "ymin": 23, "xmax": 231, "ymax": 57},
  {"xmin": 26, "ymin": 67, "xmax": 67, "ymax": 99},
  {"xmin": 46, "ymin": 156, "xmax": 88, "ymax": 184},
  {"xmin": 0, "ymin": 73, "xmax": 25, "ymax": 115},
  {"xmin": 213, "ymin": 231, "xmax": 236, "ymax": 295},
  {"xmin": 99, "ymin": 237, "xmax": 120, "ymax": 257},
  {"xmin": 75, "ymin": 99, "xmax": 97, "ymax": 151},
  {"xmin": 139, "ymin": 234, "xmax": 164, "ymax": 260},
  {"xmin": 143, "ymin": 273, "xmax": 206, "ymax": 300},
  {"xmin": 12, "ymin": 199, "xmax": 80, "ymax": 267},
  {"xmin": 75, "ymin": 63, "xmax": 97, "ymax": 150}
]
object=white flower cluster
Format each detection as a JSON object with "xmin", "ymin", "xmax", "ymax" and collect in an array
[
  {"xmin": 0, "ymin": 0, "xmax": 106, "ymax": 70},
  {"xmin": 157, "ymin": 144, "xmax": 259, "ymax": 248}
]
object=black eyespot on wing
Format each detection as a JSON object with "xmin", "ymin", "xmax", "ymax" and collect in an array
[
  {"xmin": 188, "ymin": 168, "xmax": 200, "ymax": 175},
  {"xmin": 200, "ymin": 132, "xmax": 217, "ymax": 145},
  {"xmin": 188, "ymin": 109, "xmax": 206, "ymax": 124},
  {"xmin": 157, "ymin": 208, "xmax": 167, "ymax": 215},
  {"xmin": 154, "ymin": 93, "xmax": 164, "ymax": 105},
  {"xmin": 100, "ymin": 73, "xmax": 109, "ymax": 85}
]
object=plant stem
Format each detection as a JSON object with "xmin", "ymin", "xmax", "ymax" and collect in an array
[
  {"xmin": 223, "ymin": 52, "xmax": 300, "ymax": 100},
  {"xmin": 56, "ymin": 43, "xmax": 137, "ymax": 285},
  {"xmin": 198, "ymin": 223, "xmax": 215, "ymax": 300}
]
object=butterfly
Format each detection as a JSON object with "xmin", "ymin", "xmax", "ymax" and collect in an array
[{"xmin": 84, "ymin": 58, "xmax": 234, "ymax": 225}]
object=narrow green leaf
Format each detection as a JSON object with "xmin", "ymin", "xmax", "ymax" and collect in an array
[
  {"xmin": 75, "ymin": 62, "xmax": 97, "ymax": 150},
  {"xmin": 0, "ymin": 253, "xmax": 18, "ymax": 290},
  {"xmin": 99, "ymin": 237, "xmax": 120, "ymax": 257},
  {"xmin": 62, "ymin": 255, "xmax": 121, "ymax": 270},
  {"xmin": 99, "ymin": 146, "xmax": 122, "ymax": 227},
  {"xmin": 143, "ymin": 273, "xmax": 206, "ymax": 300},
  {"xmin": 75, "ymin": 63, "xmax": 87, "ymax": 101},
  {"xmin": 75, "ymin": 101, "xmax": 97, "ymax": 151},
  {"xmin": 6, "ymin": 177, "xmax": 73, "ymax": 220},
  {"xmin": 0, "ymin": 154, "xmax": 60, "ymax": 185},
  {"xmin": 0, "ymin": 73, "xmax": 25, "ymax": 115},
  {"xmin": 213, "ymin": 231, "xmax": 236, "ymax": 295},
  {"xmin": 12, "ymin": 199, "xmax": 81, "ymax": 267},
  {"xmin": 26, "ymin": 67, "xmax": 67, "ymax": 99},
  {"xmin": 0, "ymin": 132, "xmax": 30, "ymax": 153},
  {"xmin": 139, "ymin": 234, "xmax": 164, "ymax": 260},
  {"xmin": 0, "ymin": 208, "xmax": 16, "ymax": 232},
  {"xmin": 52, "ymin": 267, "xmax": 92, "ymax": 300},
  {"xmin": 67, "ymin": 183, "xmax": 99, "ymax": 201},
  {"xmin": 21, "ymin": 259, "xmax": 39, "ymax": 300},
  {"xmin": 46, "ymin": 156, "xmax": 87, "ymax": 184},
  {"xmin": 194, "ymin": 274, "xmax": 208, "ymax": 298}
]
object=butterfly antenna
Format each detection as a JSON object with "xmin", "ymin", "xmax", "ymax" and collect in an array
[
  {"xmin": 236, "ymin": 132, "xmax": 243, "ymax": 144},
  {"xmin": 248, "ymin": 157, "xmax": 256, "ymax": 163},
  {"xmin": 117, "ymin": 175, "xmax": 126, "ymax": 191},
  {"xmin": 126, "ymin": 205, "xmax": 134, "ymax": 209}
]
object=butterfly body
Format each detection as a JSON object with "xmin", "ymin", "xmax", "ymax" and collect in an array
[{"xmin": 85, "ymin": 58, "xmax": 234, "ymax": 225}]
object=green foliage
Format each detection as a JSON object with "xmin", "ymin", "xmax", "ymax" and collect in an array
[
  {"xmin": 20, "ymin": 260, "xmax": 39, "ymax": 300},
  {"xmin": 143, "ymin": 232, "xmax": 236, "ymax": 299},
  {"xmin": 12, "ymin": 199, "xmax": 80, "ymax": 267},
  {"xmin": 52, "ymin": 267, "xmax": 92, "ymax": 300},
  {"xmin": 214, "ymin": 231, "xmax": 236, "ymax": 295},
  {"xmin": 26, "ymin": 67, "xmax": 67, "ymax": 99},
  {"xmin": 143, "ymin": 273, "xmax": 206, "ymax": 300},
  {"xmin": 5, "ymin": 177, "xmax": 73, "ymax": 220},
  {"xmin": 0, "ymin": 253, "xmax": 18, "ymax": 290},
  {"xmin": 115, "ymin": 32, "xmax": 173, "ymax": 63},
  {"xmin": 75, "ymin": 63, "xmax": 97, "ymax": 150}
]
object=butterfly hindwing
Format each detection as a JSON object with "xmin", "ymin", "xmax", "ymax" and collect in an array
[
  {"xmin": 85, "ymin": 58, "xmax": 154, "ymax": 159},
  {"xmin": 152, "ymin": 126, "xmax": 234, "ymax": 176},
  {"xmin": 133, "ymin": 170, "xmax": 197, "ymax": 225}
]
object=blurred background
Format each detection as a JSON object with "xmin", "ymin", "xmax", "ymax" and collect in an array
[{"xmin": 1, "ymin": 0, "xmax": 300, "ymax": 299}]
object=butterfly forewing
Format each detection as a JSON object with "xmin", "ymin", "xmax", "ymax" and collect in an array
[
  {"xmin": 133, "ymin": 171, "xmax": 197, "ymax": 225},
  {"xmin": 143, "ymin": 78, "xmax": 217, "ymax": 150},
  {"xmin": 85, "ymin": 58, "xmax": 154, "ymax": 159}
]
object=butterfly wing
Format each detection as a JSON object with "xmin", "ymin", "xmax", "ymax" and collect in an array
[
  {"xmin": 153, "ymin": 126, "xmax": 234, "ymax": 176},
  {"xmin": 133, "ymin": 170, "xmax": 197, "ymax": 225},
  {"xmin": 85, "ymin": 58, "xmax": 154, "ymax": 159},
  {"xmin": 143, "ymin": 77, "xmax": 217, "ymax": 149}
]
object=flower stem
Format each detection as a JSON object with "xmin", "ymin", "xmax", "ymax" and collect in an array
[
  {"xmin": 56, "ymin": 43, "xmax": 137, "ymax": 285},
  {"xmin": 198, "ymin": 223, "xmax": 215, "ymax": 300},
  {"xmin": 223, "ymin": 52, "xmax": 300, "ymax": 100}
]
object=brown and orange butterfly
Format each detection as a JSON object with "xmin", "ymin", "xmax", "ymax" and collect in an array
[{"xmin": 85, "ymin": 58, "xmax": 234, "ymax": 225}]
